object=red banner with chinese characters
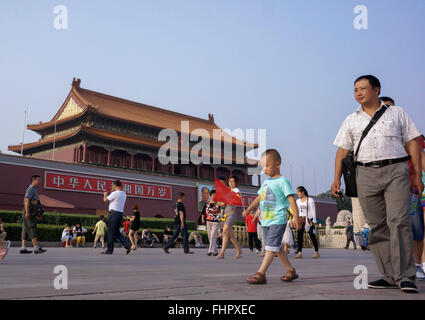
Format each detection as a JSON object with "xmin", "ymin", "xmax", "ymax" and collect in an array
[{"xmin": 44, "ymin": 171, "xmax": 172, "ymax": 200}]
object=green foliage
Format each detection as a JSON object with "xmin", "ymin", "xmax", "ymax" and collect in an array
[
  {"xmin": 3, "ymin": 222, "xmax": 208, "ymax": 243},
  {"xmin": 0, "ymin": 210, "xmax": 196, "ymax": 230}
]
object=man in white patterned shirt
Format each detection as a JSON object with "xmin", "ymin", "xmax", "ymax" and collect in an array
[{"xmin": 332, "ymin": 75, "xmax": 424, "ymax": 293}]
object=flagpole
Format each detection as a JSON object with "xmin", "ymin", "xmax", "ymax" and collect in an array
[
  {"xmin": 52, "ymin": 119, "xmax": 57, "ymax": 160},
  {"xmin": 21, "ymin": 109, "xmax": 27, "ymax": 156}
]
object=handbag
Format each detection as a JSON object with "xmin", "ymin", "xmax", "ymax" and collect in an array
[
  {"xmin": 341, "ymin": 105, "xmax": 388, "ymax": 197},
  {"xmin": 305, "ymin": 197, "xmax": 313, "ymax": 232},
  {"xmin": 30, "ymin": 200, "xmax": 44, "ymax": 219}
]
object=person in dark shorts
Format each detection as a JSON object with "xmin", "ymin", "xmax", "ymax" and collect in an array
[
  {"xmin": 128, "ymin": 205, "xmax": 141, "ymax": 250},
  {"xmin": 21, "ymin": 175, "xmax": 46, "ymax": 254}
]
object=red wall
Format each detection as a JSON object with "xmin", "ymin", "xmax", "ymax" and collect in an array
[
  {"xmin": 0, "ymin": 162, "xmax": 203, "ymax": 221},
  {"xmin": 0, "ymin": 155, "xmax": 338, "ymax": 223},
  {"xmin": 32, "ymin": 146, "xmax": 75, "ymax": 163}
]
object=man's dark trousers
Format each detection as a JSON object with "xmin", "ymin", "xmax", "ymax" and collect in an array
[
  {"xmin": 345, "ymin": 236, "xmax": 357, "ymax": 249},
  {"xmin": 106, "ymin": 209, "xmax": 130, "ymax": 254},
  {"xmin": 165, "ymin": 223, "xmax": 189, "ymax": 252}
]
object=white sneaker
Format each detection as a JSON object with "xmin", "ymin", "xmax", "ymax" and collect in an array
[
  {"xmin": 7, "ymin": 241, "xmax": 11, "ymax": 249},
  {"xmin": 416, "ymin": 266, "xmax": 425, "ymax": 280}
]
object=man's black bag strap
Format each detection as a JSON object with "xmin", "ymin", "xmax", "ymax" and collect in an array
[{"xmin": 353, "ymin": 105, "xmax": 389, "ymax": 160}]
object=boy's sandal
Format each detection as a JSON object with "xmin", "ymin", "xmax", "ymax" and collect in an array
[
  {"xmin": 281, "ymin": 269, "xmax": 299, "ymax": 282},
  {"xmin": 247, "ymin": 272, "xmax": 267, "ymax": 284}
]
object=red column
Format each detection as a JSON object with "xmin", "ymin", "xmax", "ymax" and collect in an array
[
  {"xmin": 244, "ymin": 171, "xmax": 248, "ymax": 185},
  {"xmin": 82, "ymin": 144, "xmax": 87, "ymax": 162},
  {"xmin": 151, "ymin": 157, "xmax": 155, "ymax": 172},
  {"xmin": 130, "ymin": 153, "xmax": 135, "ymax": 169},
  {"xmin": 107, "ymin": 149, "xmax": 111, "ymax": 166},
  {"xmin": 213, "ymin": 167, "xmax": 217, "ymax": 180},
  {"xmin": 197, "ymin": 165, "xmax": 200, "ymax": 178},
  {"xmin": 229, "ymin": 169, "xmax": 233, "ymax": 177},
  {"xmin": 171, "ymin": 163, "xmax": 175, "ymax": 175}
]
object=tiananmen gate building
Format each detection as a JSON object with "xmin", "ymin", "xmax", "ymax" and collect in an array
[{"xmin": 2, "ymin": 78, "xmax": 337, "ymax": 222}]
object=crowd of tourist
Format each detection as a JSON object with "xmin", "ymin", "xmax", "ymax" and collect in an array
[{"xmin": 1, "ymin": 74, "xmax": 424, "ymax": 296}]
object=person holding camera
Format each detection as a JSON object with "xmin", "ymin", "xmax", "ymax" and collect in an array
[{"xmin": 20, "ymin": 175, "xmax": 46, "ymax": 254}]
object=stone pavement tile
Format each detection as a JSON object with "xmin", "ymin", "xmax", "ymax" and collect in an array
[{"xmin": 1, "ymin": 248, "xmax": 425, "ymax": 300}]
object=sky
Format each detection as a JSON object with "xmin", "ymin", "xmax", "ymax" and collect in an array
[{"xmin": 0, "ymin": 0, "xmax": 424, "ymax": 195}]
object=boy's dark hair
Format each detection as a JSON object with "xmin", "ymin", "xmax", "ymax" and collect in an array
[
  {"xmin": 66, "ymin": 223, "xmax": 71, "ymax": 227},
  {"xmin": 261, "ymin": 149, "xmax": 282, "ymax": 164},
  {"xmin": 296, "ymin": 186, "xmax": 309, "ymax": 197},
  {"xmin": 380, "ymin": 96, "xmax": 395, "ymax": 105},
  {"xmin": 99, "ymin": 215, "xmax": 104, "ymax": 221},
  {"xmin": 132, "ymin": 204, "xmax": 139, "ymax": 211},
  {"xmin": 31, "ymin": 175, "xmax": 41, "ymax": 182},
  {"xmin": 113, "ymin": 180, "xmax": 122, "ymax": 187},
  {"xmin": 354, "ymin": 75, "xmax": 381, "ymax": 95},
  {"xmin": 229, "ymin": 175, "xmax": 240, "ymax": 187},
  {"xmin": 178, "ymin": 192, "xmax": 185, "ymax": 198},
  {"xmin": 210, "ymin": 189, "xmax": 216, "ymax": 195}
]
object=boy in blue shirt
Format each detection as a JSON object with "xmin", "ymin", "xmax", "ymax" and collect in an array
[{"xmin": 243, "ymin": 149, "xmax": 301, "ymax": 284}]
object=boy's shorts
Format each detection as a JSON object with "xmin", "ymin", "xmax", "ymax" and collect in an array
[
  {"xmin": 410, "ymin": 197, "xmax": 424, "ymax": 241},
  {"xmin": 262, "ymin": 224, "xmax": 286, "ymax": 253}
]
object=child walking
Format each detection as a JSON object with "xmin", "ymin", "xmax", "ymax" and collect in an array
[
  {"xmin": 242, "ymin": 149, "xmax": 301, "ymax": 284},
  {"xmin": 245, "ymin": 211, "xmax": 261, "ymax": 253},
  {"xmin": 93, "ymin": 215, "xmax": 107, "ymax": 249}
]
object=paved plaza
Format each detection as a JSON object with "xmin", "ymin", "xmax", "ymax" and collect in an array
[{"xmin": 1, "ymin": 247, "xmax": 425, "ymax": 300}]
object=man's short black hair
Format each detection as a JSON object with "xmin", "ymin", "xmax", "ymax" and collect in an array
[
  {"xmin": 380, "ymin": 96, "xmax": 395, "ymax": 105},
  {"xmin": 210, "ymin": 189, "xmax": 216, "ymax": 195},
  {"xmin": 354, "ymin": 75, "xmax": 381, "ymax": 95},
  {"xmin": 99, "ymin": 215, "xmax": 104, "ymax": 220},
  {"xmin": 31, "ymin": 175, "xmax": 41, "ymax": 182},
  {"xmin": 113, "ymin": 180, "xmax": 122, "ymax": 187},
  {"xmin": 179, "ymin": 192, "xmax": 185, "ymax": 198}
]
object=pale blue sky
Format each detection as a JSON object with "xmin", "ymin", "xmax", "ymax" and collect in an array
[{"xmin": 1, "ymin": 0, "xmax": 424, "ymax": 195}]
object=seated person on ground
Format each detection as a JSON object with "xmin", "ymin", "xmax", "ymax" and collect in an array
[
  {"xmin": 141, "ymin": 227, "xmax": 160, "ymax": 247},
  {"xmin": 73, "ymin": 223, "xmax": 87, "ymax": 247},
  {"xmin": 0, "ymin": 218, "xmax": 6, "ymax": 240},
  {"xmin": 163, "ymin": 226, "xmax": 174, "ymax": 244},
  {"xmin": 189, "ymin": 231, "xmax": 204, "ymax": 248},
  {"xmin": 62, "ymin": 224, "xmax": 74, "ymax": 247}
]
